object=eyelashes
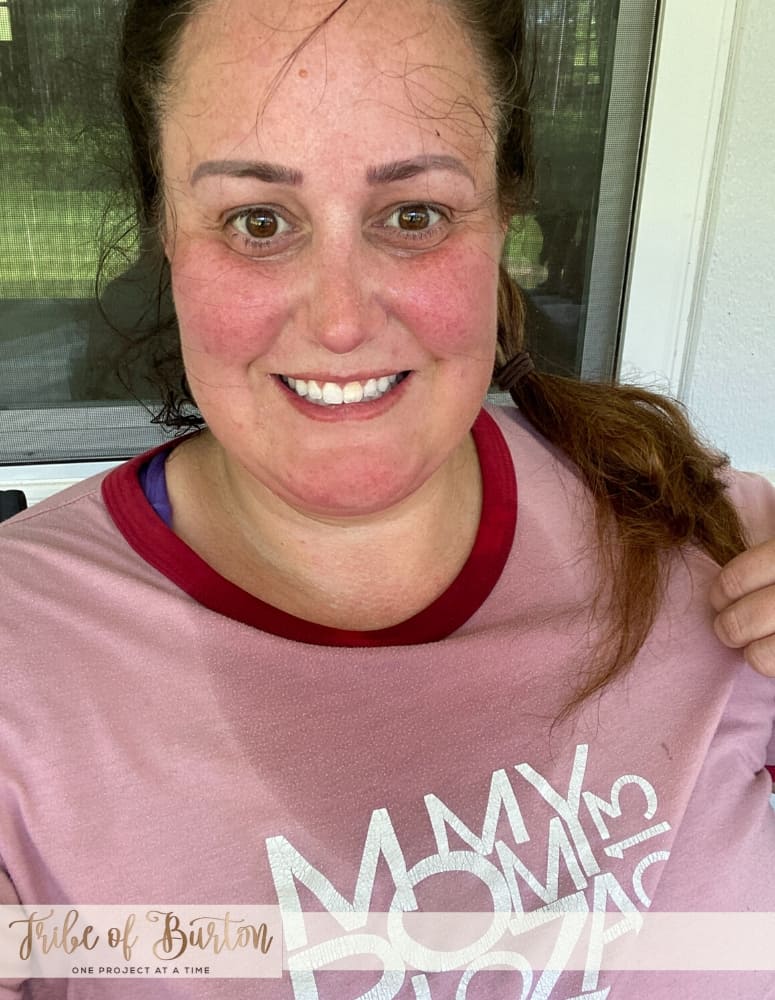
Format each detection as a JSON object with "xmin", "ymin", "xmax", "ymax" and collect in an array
[{"xmin": 223, "ymin": 202, "xmax": 453, "ymax": 258}]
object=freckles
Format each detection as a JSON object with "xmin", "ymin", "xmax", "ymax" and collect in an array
[
  {"xmin": 172, "ymin": 253, "xmax": 284, "ymax": 360},
  {"xmin": 404, "ymin": 253, "xmax": 498, "ymax": 355}
]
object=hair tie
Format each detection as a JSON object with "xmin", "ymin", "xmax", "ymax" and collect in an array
[{"xmin": 496, "ymin": 351, "xmax": 535, "ymax": 392}]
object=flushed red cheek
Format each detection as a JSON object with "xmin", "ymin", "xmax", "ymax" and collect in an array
[
  {"xmin": 170, "ymin": 247, "xmax": 286, "ymax": 362},
  {"xmin": 395, "ymin": 251, "xmax": 499, "ymax": 356},
  {"xmin": 170, "ymin": 237, "xmax": 499, "ymax": 368}
]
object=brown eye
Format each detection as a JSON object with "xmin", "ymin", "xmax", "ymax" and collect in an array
[
  {"xmin": 398, "ymin": 205, "xmax": 432, "ymax": 230},
  {"xmin": 244, "ymin": 210, "xmax": 279, "ymax": 239},
  {"xmin": 383, "ymin": 204, "xmax": 445, "ymax": 240}
]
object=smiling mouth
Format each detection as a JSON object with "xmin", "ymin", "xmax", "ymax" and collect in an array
[{"xmin": 278, "ymin": 372, "xmax": 411, "ymax": 406}]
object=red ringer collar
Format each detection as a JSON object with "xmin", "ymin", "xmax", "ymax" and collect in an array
[{"xmin": 102, "ymin": 408, "xmax": 517, "ymax": 646}]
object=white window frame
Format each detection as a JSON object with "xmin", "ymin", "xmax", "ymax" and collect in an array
[
  {"xmin": 0, "ymin": 462, "xmax": 122, "ymax": 507},
  {"xmin": 618, "ymin": 0, "xmax": 739, "ymax": 395},
  {"xmin": 0, "ymin": 0, "xmax": 743, "ymax": 500}
]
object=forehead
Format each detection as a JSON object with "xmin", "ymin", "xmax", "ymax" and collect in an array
[{"xmin": 163, "ymin": 0, "xmax": 496, "ymax": 178}]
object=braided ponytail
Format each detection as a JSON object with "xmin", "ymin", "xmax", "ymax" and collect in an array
[{"xmin": 495, "ymin": 270, "xmax": 749, "ymax": 706}]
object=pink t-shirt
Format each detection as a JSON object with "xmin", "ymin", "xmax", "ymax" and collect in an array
[{"xmin": 1, "ymin": 405, "xmax": 774, "ymax": 999}]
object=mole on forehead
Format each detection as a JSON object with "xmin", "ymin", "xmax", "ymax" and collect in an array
[
  {"xmin": 168, "ymin": 0, "xmax": 491, "ymax": 138},
  {"xmin": 181, "ymin": 0, "xmax": 456, "ymax": 59}
]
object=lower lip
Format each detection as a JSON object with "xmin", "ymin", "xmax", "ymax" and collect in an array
[{"xmin": 274, "ymin": 374, "xmax": 413, "ymax": 421}]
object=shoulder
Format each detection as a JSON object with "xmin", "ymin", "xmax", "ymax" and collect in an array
[
  {"xmin": 0, "ymin": 434, "xmax": 185, "ymax": 547},
  {"xmin": 483, "ymin": 401, "xmax": 583, "ymax": 478},
  {"xmin": 0, "ymin": 470, "xmax": 111, "ymax": 551},
  {"xmin": 0, "ymin": 448, "xmax": 186, "ymax": 698},
  {"xmin": 723, "ymin": 469, "xmax": 775, "ymax": 545},
  {"xmin": 483, "ymin": 401, "xmax": 595, "ymax": 520},
  {"xmin": 488, "ymin": 402, "xmax": 775, "ymax": 545},
  {"xmin": 0, "ymin": 443, "xmax": 169, "ymax": 602}
]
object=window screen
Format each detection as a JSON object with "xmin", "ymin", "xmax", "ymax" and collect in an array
[
  {"xmin": 0, "ymin": 0, "xmax": 658, "ymax": 464},
  {"xmin": 502, "ymin": 0, "xmax": 659, "ymax": 383}
]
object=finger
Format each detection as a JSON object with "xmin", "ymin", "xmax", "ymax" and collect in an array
[
  {"xmin": 713, "ymin": 583, "xmax": 775, "ymax": 648},
  {"xmin": 709, "ymin": 541, "xmax": 775, "ymax": 612},
  {"xmin": 743, "ymin": 634, "xmax": 775, "ymax": 678}
]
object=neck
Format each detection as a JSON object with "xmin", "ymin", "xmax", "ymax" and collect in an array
[{"xmin": 165, "ymin": 429, "xmax": 483, "ymax": 630}]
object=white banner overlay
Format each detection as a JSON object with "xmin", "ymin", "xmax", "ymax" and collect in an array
[
  {"xmin": 283, "ymin": 911, "xmax": 775, "ymax": 974},
  {"xmin": 2, "ymin": 909, "xmax": 775, "ymax": 978},
  {"xmin": 0, "ymin": 906, "xmax": 282, "ymax": 979}
]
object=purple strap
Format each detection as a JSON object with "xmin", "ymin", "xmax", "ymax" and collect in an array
[{"xmin": 138, "ymin": 450, "xmax": 173, "ymax": 527}]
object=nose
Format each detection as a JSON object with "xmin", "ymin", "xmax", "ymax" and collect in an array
[{"xmin": 306, "ymin": 244, "xmax": 381, "ymax": 355}]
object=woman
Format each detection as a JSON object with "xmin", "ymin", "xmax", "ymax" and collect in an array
[{"xmin": 1, "ymin": 0, "xmax": 774, "ymax": 997}]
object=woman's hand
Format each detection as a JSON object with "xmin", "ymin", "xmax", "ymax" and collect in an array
[{"xmin": 711, "ymin": 537, "xmax": 775, "ymax": 675}]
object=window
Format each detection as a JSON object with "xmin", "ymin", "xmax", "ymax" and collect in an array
[
  {"xmin": 503, "ymin": 0, "xmax": 658, "ymax": 384},
  {"xmin": 0, "ymin": 3, "xmax": 11, "ymax": 43},
  {"xmin": 0, "ymin": 0, "xmax": 658, "ymax": 466}
]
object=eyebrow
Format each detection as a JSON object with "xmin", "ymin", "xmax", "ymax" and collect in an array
[
  {"xmin": 191, "ymin": 160, "xmax": 303, "ymax": 186},
  {"xmin": 190, "ymin": 154, "xmax": 474, "ymax": 187},
  {"xmin": 366, "ymin": 155, "xmax": 475, "ymax": 185}
]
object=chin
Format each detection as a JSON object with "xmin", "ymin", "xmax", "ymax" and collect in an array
[{"xmin": 282, "ymin": 466, "xmax": 421, "ymax": 519}]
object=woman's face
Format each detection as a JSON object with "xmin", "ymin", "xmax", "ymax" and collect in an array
[{"xmin": 160, "ymin": 0, "xmax": 506, "ymax": 518}]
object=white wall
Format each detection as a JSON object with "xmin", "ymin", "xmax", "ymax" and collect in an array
[
  {"xmin": 622, "ymin": 0, "xmax": 774, "ymax": 478},
  {"xmin": 681, "ymin": 0, "xmax": 775, "ymax": 476}
]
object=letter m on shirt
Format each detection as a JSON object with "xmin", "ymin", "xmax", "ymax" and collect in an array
[{"xmin": 266, "ymin": 808, "xmax": 416, "ymax": 950}]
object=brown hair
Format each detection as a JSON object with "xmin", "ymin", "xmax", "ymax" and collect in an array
[
  {"xmin": 495, "ymin": 275, "xmax": 747, "ymax": 707},
  {"xmin": 115, "ymin": 0, "xmax": 748, "ymax": 702}
]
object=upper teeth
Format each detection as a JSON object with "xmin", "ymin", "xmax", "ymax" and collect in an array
[{"xmin": 282, "ymin": 374, "xmax": 402, "ymax": 406}]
